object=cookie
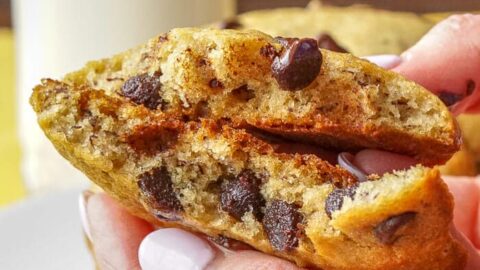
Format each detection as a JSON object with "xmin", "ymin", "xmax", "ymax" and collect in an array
[
  {"xmin": 62, "ymin": 28, "xmax": 459, "ymax": 165},
  {"xmin": 31, "ymin": 27, "xmax": 466, "ymax": 269}
]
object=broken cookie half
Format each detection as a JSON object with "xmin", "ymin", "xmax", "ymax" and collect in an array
[
  {"xmin": 63, "ymin": 28, "xmax": 459, "ymax": 166},
  {"xmin": 31, "ymin": 28, "xmax": 465, "ymax": 270}
]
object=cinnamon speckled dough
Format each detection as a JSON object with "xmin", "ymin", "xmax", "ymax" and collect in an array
[{"xmin": 30, "ymin": 28, "xmax": 466, "ymax": 269}]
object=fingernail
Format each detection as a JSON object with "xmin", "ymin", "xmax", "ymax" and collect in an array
[
  {"xmin": 78, "ymin": 191, "xmax": 93, "ymax": 241},
  {"xmin": 139, "ymin": 228, "xmax": 215, "ymax": 270},
  {"xmin": 362, "ymin": 54, "xmax": 402, "ymax": 69}
]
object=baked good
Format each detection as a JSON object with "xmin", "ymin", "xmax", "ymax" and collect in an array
[
  {"xmin": 31, "ymin": 28, "xmax": 466, "ymax": 269},
  {"xmin": 60, "ymin": 28, "xmax": 458, "ymax": 165},
  {"xmin": 218, "ymin": 4, "xmax": 479, "ymax": 175}
]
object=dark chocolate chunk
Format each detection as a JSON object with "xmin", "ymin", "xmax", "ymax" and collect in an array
[
  {"xmin": 317, "ymin": 33, "xmax": 349, "ymax": 53},
  {"xmin": 437, "ymin": 91, "xmax": 464, "ymax": 107},
  {"xmin": 231, "ymin": 85, "xmax": 255, "ymax": 102},
  {"xmin": 272, "ymin": 37, "xmax": 322, "ymax": 91},
  {"xmin": 219, "ymin": 18, "xmax": 242, "ymax": 29},
  {"xmin": 220, "ymin": 170, "xmax": 265, "ymax": 220},
  {"xmin": 209, "ymin": 78, "xmax": 224, "ymax": 89},
  {"xmin": 263, "ymin": 200, "xmax": 303, "ymax": 251},
  {"xmin": 325, "ymin": 184, "xmax": 358, "ymax": 219},
  {"xmin": 138, "ymin": 166, "xmax": 183, "ymax": 215},
  {"xmin": 121, "ymin": 73, "xmax": 163, "ymax": 109},
  {"xmin": 374, "ymin": 212, "xmax": 416, "ymax": 244}
]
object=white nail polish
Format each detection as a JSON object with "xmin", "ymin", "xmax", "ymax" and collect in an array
[
  {"xmin": 361, "ymin": 54, "xmax": 402, "ymax": 69},
  {"xmin": 78, "ymin": 192, "xmax": 92, "ymax": 240},
  {"xmin": 139, "ymin": 228, "xmax": 215, "ymax": 270}
]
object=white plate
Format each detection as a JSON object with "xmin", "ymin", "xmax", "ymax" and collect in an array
[{"xmin": 0, "ymin": 187, "xmax": 94, "ymax": 270}]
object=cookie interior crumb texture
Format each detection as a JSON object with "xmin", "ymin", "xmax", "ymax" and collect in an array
[
  {"xmin": 30, "ymin": 28, "xmax": 466, "ymax": 269},
  {"xmin": 63, "ymin": 28, "xmax": 458, "ymax": 166}
]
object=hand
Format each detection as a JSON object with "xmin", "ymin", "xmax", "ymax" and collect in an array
[
  {"xmin": 364, "ymin": 14, "xmax": 480, "ymax": 115},
  {"xmin": 79, "ymin": 150, "xmax": 480, "ymax": 270}
]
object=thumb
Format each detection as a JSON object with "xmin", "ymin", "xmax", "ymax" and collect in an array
[
  {"xmin": 393, "ymin": 14, "xmax": 480, "ymax": 114},
  {"xmin": 207, "ymin": 250, "xmax": 302, "ymax": 270}
]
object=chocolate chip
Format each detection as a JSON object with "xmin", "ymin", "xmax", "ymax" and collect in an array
[
  {"xmin": 220, "ymin": 170, "xmax": 265, "ymax": 220},
  {"xmin": 272, "ymin": 37, "xmax": 322, "ymax": 91},
  {"xmin": 263, "ymin": 200, "xmax": 303, "ymax": 251},
  {"xmin": 231, "ymin": 85, "xmax": 255, "ymax": 102},
  {"xmin": 121, "ymin": 73, "xmax": 162, "ymax": 109},
  {"xmin": 138, "ymin": 167, "xmax": 183, "ymax": 215},
  {"xmin": 209, "ymin": 78, "xmax": 224, "ymax": 89},
  {"xmin": 219, "ymin": 18, "xmax": 242, "ymax": 29},
  {"xmin": 437, "ymin": 91, "xmax": 464, "ymax": 107},
  {"xmin": 325, "ymin": 184, "xmax": 358, "ymax": 218},
  {"xmin": 316, "ymin": 33, "xmax": 348, "ymax": 53},
  {"xmin": 374, "ymin": 212, "xmax": 416, "ymax": 244}
]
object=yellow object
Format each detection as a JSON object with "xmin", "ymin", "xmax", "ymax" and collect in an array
[{"xmin": 0, "ymin": 29, "xmax": 25, "ymax": 206}]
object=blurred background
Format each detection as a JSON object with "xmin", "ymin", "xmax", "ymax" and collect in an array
[{"xmin": 1, "ymin": 0, "xmax": 480, "ymax": 208}]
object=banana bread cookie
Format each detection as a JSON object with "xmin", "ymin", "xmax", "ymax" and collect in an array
[{"xmin": 31, "ymin": 28, "xmax": 466, "ymax": 269}]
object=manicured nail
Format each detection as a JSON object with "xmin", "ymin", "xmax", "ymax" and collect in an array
[
  {"xmin": 78, "ymin": 191, "xmax": 93, "ymax": 241},
  {"xmin": 138, "ymin": 228, "xmax": 215, "ymax": 270},
  {"xmin": 362, "ymin": 54, "xmax": 402, "ymax": 69}
]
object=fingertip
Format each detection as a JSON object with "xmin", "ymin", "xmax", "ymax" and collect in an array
[
  {"xmin": 208, "ymin": 250, "xmax": 301, "ymax": 270},
  {"xmin": 393, "ymin": 14, "xmax": 480, "ymax": 114},
  {"xmin": 443, "ymin": 177, "xmax": 480, "ymax": 247},
  {"xmin": 87, "ymin": 193, "xmax": 153, "ymax": 270},
  {"xmin": 361, "ymin": 54, "xmax": 402, "ymax": 69},
  {"xmin": 353, "ymin": 149, "xmax": 416, "ymax": 175},
  {"xmin": 139, "ymin": 228, "xmax": 216, "ymax": 270}
]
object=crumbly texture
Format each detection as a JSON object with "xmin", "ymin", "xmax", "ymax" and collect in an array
[
  {"xmin": 62, "ymin": 28, "xmax": 458, "ymax": 165},
  {"xmin": 31, "ymin": 78, "xmax": 466, "ymax": 269}
]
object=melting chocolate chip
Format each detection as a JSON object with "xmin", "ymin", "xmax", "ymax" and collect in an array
[
  {"xmin": 437, "ymin": 91, "xmax": 464, "ymax": 107},
  {"xmin": 325, "ymin": 184, "xmax": 358, "ymax": 219},
  {"xmin": 231, "ymin": 85, "xmax": 255, "ymax": 102},
  {"xmin": 138, "ymin": 167, "xmax": 183, "ymax": 215},
  {"xmin": 220, "ymin": 170, "xmax": 265, "ymax": 220},
  {"xmin": 219, "ymin": 18, "xmax": 242, "ymax": 29},
  {"xmin": 374, "ymin": 212, "xmax": 416, "ymax": 244},
  {"xmin": 122, "ymin": 73, "xmax": 163, "ymax": 109},
  {"xmin": 272, "ymin": 37, "xmax": 322, "ymax": 91},
  {"xmin": 263, "ymin": 200, "xmax": 303, "ymax": 251},
  {"xmin": 317, "ymin": 33, "xmax": 348, "ymax": 53},
  {"xmin": 209, "ymin": 78, "xmax": 224, "ymax": 89}
]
